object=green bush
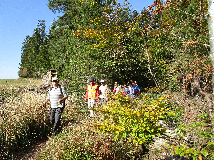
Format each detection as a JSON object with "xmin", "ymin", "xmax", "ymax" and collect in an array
[
  {"xmin": 170, "ymin": 112, "xmax": 214, "ymax": 160},
  {"xmin": 95, "ymin": 90, "xmax": 172, "ymax": 146}
]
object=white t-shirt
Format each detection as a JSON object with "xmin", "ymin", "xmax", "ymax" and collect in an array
[
  {"xmin": 99, "ymin": 84, "xmax": 110, "ymax": 98},
  {"xmin": 47, "ymin": 85, "xmax": 68, "ymax": 108}
]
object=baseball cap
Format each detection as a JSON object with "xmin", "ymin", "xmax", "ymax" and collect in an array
[
  {"xmin": 89, "ymin": 78, "xmax": 94, "ymax": 82},
  {"xmin": 100, "ymin": 79, "xmax": 105, "ymax": 83}
]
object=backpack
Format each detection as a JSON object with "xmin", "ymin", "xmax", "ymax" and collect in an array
[{"xmin": 50, "ymin": 84, "xmax": 65, "ymax": 109}]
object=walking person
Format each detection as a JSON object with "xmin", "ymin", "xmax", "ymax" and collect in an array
[
  {"xmin": 113, "ymin": 82, "xmax": 121, "ymax": 94},
  {"xmin": 133, "ymin": 81, "xmax": 140, "ymax": 97},
  {"xmin": 85, "ymin": 78, "xmax": 99, "ymax": 117},
  {"xmin": 99, "ymin": 79, "xmax": 110, "ymax": 105},
  {"xmin": 128, "ymin": 83, "xmax": 134, "ymax": 98},
  {"xmin": 43, "ymin": 77, "xmax": 68, "ymax": 135},
  {"xmin": 122, "ymin": 84, "xmax": 129, "ymax": 95}
]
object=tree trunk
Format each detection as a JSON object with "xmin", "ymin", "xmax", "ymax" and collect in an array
[{"xmin": 207, "ymin": 0, "xmax": 214, "ymax": 127}]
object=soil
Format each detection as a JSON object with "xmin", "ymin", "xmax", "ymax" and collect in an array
[{"xmin": 17, "ymin": 138, "xmax": 48, "ymax": 160}]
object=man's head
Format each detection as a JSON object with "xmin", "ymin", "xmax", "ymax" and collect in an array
[
  {"xmin": 52, "ymin": 77, "xmax": 59, "ymax": 87},
  {"xmin": 114, "ymin": 82, "xmax": 118, "ymax": 87},
  {"xmin": 89, "ymin": 78, "xmax": 94, "ymax": 85},
  {"xmin": 100, "ymin": 79, "xmax": 105, "ymax": 85}
]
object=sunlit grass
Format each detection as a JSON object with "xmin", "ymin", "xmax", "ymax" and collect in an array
[
  {"xmin": 0, "ymin": 78, "xmax": 47, "ymax": 158},
  {"xmin": 0, "ymin": 78, "xmax": 44, "ymax": 89}
]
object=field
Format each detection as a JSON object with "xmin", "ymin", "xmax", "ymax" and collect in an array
[
  {"xmin": 0, "ymin": 79, "xmax": 213, "ymax": 159},
  {"xmin": 0, "ymin": 78, "xmax": 49, "ymax": 159},
  {"xmin": 0, "ymin": 78, "xmax": 44, "ymax": 88}
]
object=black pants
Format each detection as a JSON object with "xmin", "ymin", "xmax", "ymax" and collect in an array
[{"xmin": 49, "ymin": 107, "xmax": 63, "ymax": 133}]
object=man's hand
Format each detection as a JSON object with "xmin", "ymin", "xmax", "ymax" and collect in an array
[
  {"xmin": 58, "ymin": 99, "xmax": 63, "ymax": 104},
  {"xmin": 43, "ymin": 99, "xmax": 49, "ymax": 108},
  {"xmin": 58, "ymin": 97, "xmax": 66, "ymax": 104}
]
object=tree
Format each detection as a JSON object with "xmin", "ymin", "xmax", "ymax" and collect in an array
[
  {"xmin": 19, "ymin": 20, "xmax": 49, "ymax": 78},
  {"xmin": 207, "ymin": 0, "xmax": 214, "ymax": 105},
  {"xmin": 141, "ymin": 0, "xmax": 211, "ymax": 91},
  {"xmin": 47, "ymin": 0, "xmax": 106, "ymax": 101}
]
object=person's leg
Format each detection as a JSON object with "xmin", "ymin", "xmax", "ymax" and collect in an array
[
  {"xmin": 101, "ymin": 98, "xmax": 104, "ymax": 104},
  {"xmin": 88, "ymin": 99, "xmax": 95, "ymax": 117},
  {"xmin": 49, "ymin": 108, "xmax": 55, "ymax": 125},
  {"xmin": 88, "ymin": 99, "xmax": 91, "ymax": 109},
  {"xmin": 101, "ymin": 98, "xmax": 108, "ymax": 105},
  {"xmin": 53, "ymin": 107, "xmax": 63, "ymax": 134}
]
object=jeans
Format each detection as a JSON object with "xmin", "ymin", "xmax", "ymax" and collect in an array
[{"xmin": 49, "ymin": 107, "xmax": 63, "ymax": 133}]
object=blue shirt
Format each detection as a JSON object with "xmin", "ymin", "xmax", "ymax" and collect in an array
[
  {"xmin": 134, "ymin": 85, "xmax": 140, "ymax": 92},
  {"xmin": 122, "ymin": 87, "xmax": 129, "ymax": 95}
]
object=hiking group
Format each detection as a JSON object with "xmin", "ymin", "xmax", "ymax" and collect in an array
[
  {"xmin": 43, "ymin": 77, "xmax": 140, "ymax": 135},
  {"xmin": 85, "ymin": 78, "xmax": 140, "ymax": 117}
]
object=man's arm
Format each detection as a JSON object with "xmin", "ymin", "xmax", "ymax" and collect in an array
[
  {"xmin": 59, "ymin": 87, "xmax": 68, "ymax": 104},
  {"xmin": 58, "ymin": 97, "xmax": 67, "ymax": 104},
  {"xmin": 85, "ymin": 86, "xmax": 89, "ymax": 102},
  {"xmin": 95, "ymin": 86, "xmax": 99, "ymax": 101},
  {"xmin": 43, "ymin": 99, "xmax": 50, "ymax": 107}
]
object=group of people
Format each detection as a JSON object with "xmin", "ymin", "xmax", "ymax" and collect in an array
[
  {"xmin": 43, "ymin": 77, "xmax": 140, "ymax": 135},
  {"xmin": 85, "ymin": 78, "xmax": 140, "ymax": 117},
  {"xmin": 113, "ymin": 81, "xmax": 140, "ymax": 98},
  {"xmin": 85, "ymin": 78, "xmax": 110, "ymax": 117}
]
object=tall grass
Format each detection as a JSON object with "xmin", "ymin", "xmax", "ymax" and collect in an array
[
  {"xmin": 0, "ymin": 79, "xmax": 49, "ymax": 158},
  {"xmin": 3, "ymin": 79, "xmax": 210, "ymax": 159}
]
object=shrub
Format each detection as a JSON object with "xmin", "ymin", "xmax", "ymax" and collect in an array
[
  {"xmin": 39, "ymin": 116, "xmax": 144, "ymax": 159},
  {"xmin": 170, "ymin": 112, "xmax": 214, "ymax": 160},
  {"xmin": 95, "ymin": 91, "xmax": 172, "ymax": 146}
]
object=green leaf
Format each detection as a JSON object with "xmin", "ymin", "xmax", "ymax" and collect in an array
[
  {"xmin": 201, "ymin": 150, "xmax": 209, "ymax": 157},
  {"xmin": 175, "ymin": 147, "xmax": 181, "ymax": 155}
]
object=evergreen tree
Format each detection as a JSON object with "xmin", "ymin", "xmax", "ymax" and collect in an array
[{"xmin": 19, "ymin": 20, "xmax": 49, "ymax": 78}]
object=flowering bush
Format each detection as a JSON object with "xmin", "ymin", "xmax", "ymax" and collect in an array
[{"xmin": 95, "ymin": 91, "xmax": 172, "ymax": 146}]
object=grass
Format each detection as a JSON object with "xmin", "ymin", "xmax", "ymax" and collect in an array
[
  {"xmin": 0, "ymin": 80, "xmax": 172, "ymax": 159},
  {"xmin": 1, "ymin": 78, "xmax": 213, "ymax": 159},
  {"xmin": 0, "ymin": 78, "xmax": 49, "ymax": 159},
  {"xmin": 0, "ymin": 78, "xmax": 44, "ymax": 89}
]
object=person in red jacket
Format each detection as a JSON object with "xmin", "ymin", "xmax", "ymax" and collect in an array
[{"xmin": 85, "ymin": 78, "xmax": 99, "ymax": 117}]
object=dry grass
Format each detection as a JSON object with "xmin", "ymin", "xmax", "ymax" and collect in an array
[
  {"xmin": 0, "ymin": 78, "xmax": 44, "ymax": 89},
  {"xmin": 0, "ymin": 91, "xmax": 47, "ymax": 147},
  {"xmin": 39, "ymin": 113, "xmax": 145, "ymax": 160},
  {"xmin": 0, "ymin": 79, "xmax": 48, "ymax": 158},
  {"xmin": 2, "ymin": 79, "xmax": 211, "ymax": 159}
]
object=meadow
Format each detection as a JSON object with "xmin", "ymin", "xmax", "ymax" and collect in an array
[
  {"xmin": 0, "ymin": 78, "xmax": 44, "ymax": 88},
  {"xmin": 0, "ymin": 79, "xmax": 213, "ymax": 159}
]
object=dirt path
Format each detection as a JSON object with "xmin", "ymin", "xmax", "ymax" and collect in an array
[{"xmin": 17, "ymin": 139, "xmax": 48, "ymax": 160}]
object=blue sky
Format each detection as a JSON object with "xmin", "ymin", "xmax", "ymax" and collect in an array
[{"xmin": 0, "ymin": 0, "xmax": 155, "ymax": 79}]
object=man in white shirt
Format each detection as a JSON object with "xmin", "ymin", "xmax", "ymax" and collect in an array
[
  {"xmin": 44, "ymin": 77, "xmax": 68, "ymax": 135},
  {"xmin": 99, "ymin": 80, "xmax": 110, "ymax": 104}
]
